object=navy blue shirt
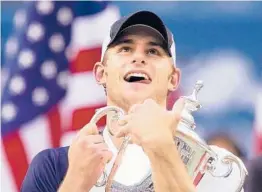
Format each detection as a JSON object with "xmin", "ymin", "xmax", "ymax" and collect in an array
[{"xmin": 21, "ymin": 146, "xmax": 69, "ymax": 192}]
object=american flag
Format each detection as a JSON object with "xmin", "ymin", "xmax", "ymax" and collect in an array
[{"xmin": 1, "ymin": 1, "xmax": 120, "ymax": 191}]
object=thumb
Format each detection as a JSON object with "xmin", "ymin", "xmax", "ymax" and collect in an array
[
  {"xmin": 115, "ymin": 125, "xmax": 129, "ymax": 138},
  {"xmin": 171, "ymin": 97, "xmax": 186, "ymax": 122}
]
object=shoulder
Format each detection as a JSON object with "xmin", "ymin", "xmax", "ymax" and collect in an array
[
  {"xmin": 21, "ymin": 146, "xmax": 69, "ymax": 192},
  {"xmin": 31, "ymin": 146, "xmax": 69, "ymax": 177},
  {"xmin": 33, "ymin": 146, "xmax": 69, "ymax": 162}
]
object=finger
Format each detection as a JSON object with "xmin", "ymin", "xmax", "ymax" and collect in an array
[
  {"xmin": 107, "ymin": 115, "xmax": 131, "ymax": 136},
  {"xmin": 91, "ymin": 148, "xmax": 113, "ymax": 164},
  {"xmin": 89, "ymin": 142, "xmax": 110, "ymax": 152},
  {"xmin": 117, "ymin": 115, "xmax": 131, "ymax": 126},
  {"xmin": 84, "ymin": 135, "xmax": 105, "ymax": 144},
  {"xmin": 76, "ymin": 135, "xmax": 104, "ymax": 150},
  {"xmin": 97, "ymin": 150, "xmax": 113, "ymax": 164},
  {"xmin": 78, "ymin": 123, "xmax": 99, "ymax": 136},
  {"xmin": 89, "ymin": 142, "xmax": 112, "ymax": 164},
  {"xmin": 171, "ymin": 97, "xmax": 185, "ymax": 119},
  {"xmin": 128, "ymin": 103, "xmax": 141, "ymax": 114},
  {"xmin": 143, "ymin": 98, "xmax": 155, "ymax": 105},
  {"xmin": 115, "ymin": 125, "xmax": 130, "ymax": 138}
]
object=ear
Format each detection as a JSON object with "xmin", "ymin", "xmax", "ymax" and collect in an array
[
  {"xmin": 93, "ymin": 61, "xmax": 106, "ymax": 86},
  {"xmin": 168, "ymin": 67, "xmax": 181, "ymax": 92}
]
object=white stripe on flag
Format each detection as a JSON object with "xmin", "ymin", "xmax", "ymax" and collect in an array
[
  {"xmin": 61, "ymin": 71, "xmax": 106, "ymax": 112},
  {"xmin": 69, "ymin": 5, "xmax": 120, "ymax": 57},
  {"xmin": 19, "ymin": 116, "xmax": 52, "ymax": 163},
  {"xmin": 59, "ymin": 72, "xmax": 106, "ymax": 130}
]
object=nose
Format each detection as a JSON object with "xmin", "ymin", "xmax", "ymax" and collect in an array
[
  {"xmin": 131, "ymin": 51, "xmax": 146, "ymax": 65},
  {"xmin": 131, "ymin": 59, "xmax": 146, "ymax": 64}
]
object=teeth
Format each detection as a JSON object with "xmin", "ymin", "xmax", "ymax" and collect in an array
[{"xmin": 126, "ymin": 73, "xmax": 149, "ymax": 80}]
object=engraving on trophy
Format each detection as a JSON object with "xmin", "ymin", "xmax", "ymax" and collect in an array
[
  {"xmin": 144, "ymin": 183, "xmax": 154, "ymax": 192},
  {"xmin": 174, "ymin": 137, "xmax": 195, "ymax": 165}
]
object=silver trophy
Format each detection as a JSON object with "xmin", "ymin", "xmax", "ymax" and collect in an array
[{"xmin": 90, "ymin": 80, "xmax": 248, "ymax": 192}]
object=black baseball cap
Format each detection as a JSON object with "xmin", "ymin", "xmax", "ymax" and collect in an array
[{"xmin": 101, "ymin": 10, "xmax": 176, "ymax": 64}]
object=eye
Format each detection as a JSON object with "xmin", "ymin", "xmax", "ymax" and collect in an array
[
  {"xmin": 119, "ymin": 46, "xmax": 131, "ymax": 53},
  {"xmin": 147, "ymin": 48, "xmax": 160, "ymax": 55}
]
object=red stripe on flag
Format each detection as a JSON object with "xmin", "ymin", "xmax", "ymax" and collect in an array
[
  {"xmin": 255, "ymin": 133, "xmax": 262, "ymax": 155},
  {"xmin": 2, "ymin": 131, "xmax": 29, "ymax": 191},
  {"xmin": 47, "ymin": 106, "xmax": 62, "ymax": 148},
  {"xmin": 70, "ymin": 47, "xmax": 102, "ymax": 74},
  {"xmin": 71, "ymin": 104, "xmax": 106, "ymax": 131}
]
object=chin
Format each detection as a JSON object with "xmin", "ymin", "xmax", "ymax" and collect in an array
[{"xmin": 124, "ymin": 92, "xmax": 154, "ymax": 105}]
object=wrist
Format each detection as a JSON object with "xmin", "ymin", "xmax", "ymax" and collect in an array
[
  {"xmin": 59, "ymin": 170, "xmax": 92, "ymax": 192},
  {"xmin": 143, "ymin": 136, "xmax": 177, "ymax": 159}
]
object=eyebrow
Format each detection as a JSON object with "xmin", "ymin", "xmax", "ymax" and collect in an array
[
  {"xmin": 147, "ymin": 41, "xmax": 165, "ymax": 49},
  {"xmin": 113, "ymin": 38, "xmax": 134, "ymax": 45},
  {"xmin": 112, "ymin": 38, "xmax": 165, "ymax": 49}
]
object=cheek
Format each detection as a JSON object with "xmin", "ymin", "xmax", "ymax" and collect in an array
[
  {"xmin": 156, "ymin": 75, "xmax": 169, "ymax": 87},
  {"xmin": 106, "ymin": 56, "xmax": 127, "ymax": 79},
  {"xmin": 106, "ymin": 68, "xmax": 119, "ymax": 82},
  {"xmin": 104, "ymin": 65, "xmax": 122, "ymax": 85},
  {"xmin": 154, "ymin": 66, "xmax": 171, "ymax": 83}
]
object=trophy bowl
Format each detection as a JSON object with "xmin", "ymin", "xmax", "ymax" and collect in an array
[{"xmin": 90, "ymin": 81, "xmax": 248, "ymax": 192}]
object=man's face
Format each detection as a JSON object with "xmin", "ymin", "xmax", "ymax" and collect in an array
[{"xmin": 94, "ymin": 26, "xmax": 180, "ymax": 111}]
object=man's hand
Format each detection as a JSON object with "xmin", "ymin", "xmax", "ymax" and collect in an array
[
  {"xmin": 58, "ymin": 123, "xmax": 113, "ymax": 192},
  {"xmin": 115, "ymin": 98, "xmax": 196, "ymax": 192},
  {"xmin": 116, "ymin": 98, "xmax": 185, "ymax": 152}
]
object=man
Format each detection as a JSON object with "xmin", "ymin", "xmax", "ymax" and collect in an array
[{"xmin": 20, "ymin": 10, "xmax": 244, "ymax": 192}]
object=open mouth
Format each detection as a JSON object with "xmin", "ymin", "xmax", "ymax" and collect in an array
[{"xmin": 124, "ymin": 72, "xmax": 151, "ymax": 84}]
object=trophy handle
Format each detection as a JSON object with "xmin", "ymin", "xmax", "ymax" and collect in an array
[
  {"xmin": 95, "ymin": 172, "xmax": 107, "ymax": 187},
  {"xmin": 90, "ymin": 106, "xmax": 125, "ymax": 135},
  {"xmin": 207, "ymin": 155, "xmax": 248, "ymax": 192},
  {"xmin": 89, "ymin": 106, "xmax": 125, "ymax": 188},
  {"xmin": 105, "ymin": 135, "xmax": 131, "ymax": 191}
]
